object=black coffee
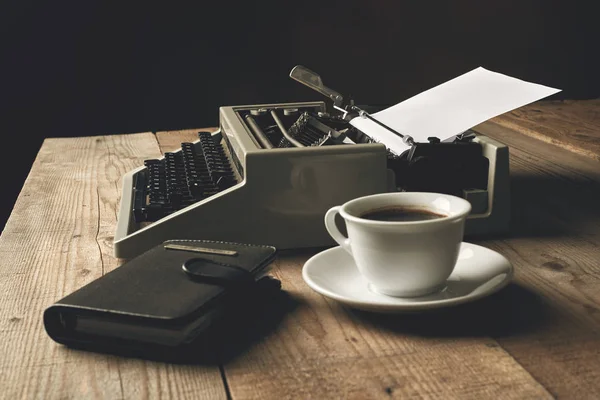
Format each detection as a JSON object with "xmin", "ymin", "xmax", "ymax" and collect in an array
[{"xmin": 360, "ymin": 207, "xmax": 447, "ymax": 222}]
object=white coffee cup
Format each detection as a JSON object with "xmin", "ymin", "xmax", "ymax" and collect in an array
[{"xmin": 324, "ymin": 192, "xmax": 472, "ymax": 297}]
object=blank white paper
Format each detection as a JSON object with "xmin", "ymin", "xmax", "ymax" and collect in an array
[{"xmin": 350, "ymin": 67, "xmax": 561, "ymax": 154}]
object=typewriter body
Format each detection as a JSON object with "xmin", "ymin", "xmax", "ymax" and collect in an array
[{"xmin": 114, "ymin": 68, "xmax": 510, "ymax": 259}]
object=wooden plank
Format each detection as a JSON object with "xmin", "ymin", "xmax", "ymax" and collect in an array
[
  {"xmin": 0, "ymin": 133, "xmax": 227, "ymax": 399},
  {"xmin": 222, "ymin": 253, "xmax": 553, "ymax": 399},
  {"xmin": 155, "ymin": 128, "xmax": 218, "ymax": 154},
  {"xmin": 156, "ymin": 130, "xmax": 552, "ymax": 399},
  {"xmin": 491, "ymin": 99, "xmax": 600, "ymax": 161},
  {"xmin": 474, "ymin": 120, "xmax": 600, "ymax": 398}
]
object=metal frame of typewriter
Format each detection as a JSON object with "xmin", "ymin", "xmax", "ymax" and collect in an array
[{"xmin": 114, "ymin": 101, "xmax": 509, "ymax": 259}]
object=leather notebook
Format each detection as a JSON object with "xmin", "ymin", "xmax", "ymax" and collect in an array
[{"xmin": 43, "ymin": 240, "xmax": 278, "ymax": 354}]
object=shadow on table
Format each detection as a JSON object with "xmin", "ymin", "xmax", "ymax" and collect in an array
[
  {"xmin": 349, "ymin": 282, "xmax": 554, "ymax": 338},
  {"xmin": 62, "ymin": 288, "xmax": 299, "ymax": 365},
  {"xmin": 500, "ymin": 173, "xmax": 600, "ymax": 239}
]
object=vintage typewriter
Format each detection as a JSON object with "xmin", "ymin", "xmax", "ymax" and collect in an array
[{"xmin": 114, "ymin": 66, "xmax": 509, "ymax": 258}]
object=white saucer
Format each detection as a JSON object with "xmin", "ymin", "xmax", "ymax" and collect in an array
[{"xmin": 302, "ymin": 242, "xmax": 513, "ymax": 313}]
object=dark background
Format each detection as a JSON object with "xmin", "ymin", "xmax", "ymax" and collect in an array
[{"xmin": 1, "ymin": 1, "xmax": 599, "ymax": 231}]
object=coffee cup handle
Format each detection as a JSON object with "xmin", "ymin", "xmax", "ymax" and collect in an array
[{"xmin": 324, "ymin": 206, "xmax": 352, "ymax": 255}]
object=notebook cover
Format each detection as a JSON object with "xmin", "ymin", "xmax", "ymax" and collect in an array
[{"xmin": 43, "ymin": 240, "xmax": 277, "ymax": 350}]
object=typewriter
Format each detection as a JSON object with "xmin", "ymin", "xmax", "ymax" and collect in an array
[{"xmin": 114, "ymin": 66, "xmax": 509, "ymax": 258}]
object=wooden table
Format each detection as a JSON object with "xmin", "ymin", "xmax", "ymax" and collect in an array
[{"xmin": 1, "ymin": 100, "xmax": 600, "ymax": 399}]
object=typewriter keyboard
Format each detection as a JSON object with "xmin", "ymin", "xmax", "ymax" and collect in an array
[{"xmin": 133, "ymin": 131, "xmax": 236, "ymax": 223}]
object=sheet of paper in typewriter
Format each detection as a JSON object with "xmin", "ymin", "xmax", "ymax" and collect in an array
[{"xmin": 350, "ymin": 67, "xmax": 560, "ymax": 154}]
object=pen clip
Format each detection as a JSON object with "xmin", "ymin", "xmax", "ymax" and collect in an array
[{"xmin": 165, "ymin": 243, "xmax": 238, "ymax": 257}]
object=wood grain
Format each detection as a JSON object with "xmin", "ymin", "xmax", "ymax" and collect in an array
[
  {"xmin": 473, "ymin": 120, "xmax": 600, "ymax": 398},
  {"xmin": 491, "ymin": 99, "xmax": 600, "ymax": 161},
  {"xmin": 220, "ymin": 254, "xmax": 552, "ymax": 400},
  {"xmin": 155, "ymin": 130, "xmax": 552, "ymax": 399},
  {"xmin": 3, "ymin": 100, "xmax": 600, "ymax": 399},
  {"xmin": 0, "ymin": 133, "xmax": 227, "ymax": 400},
  {"xmin": 155, "ymin": 128, "xmax": 218, "ymax": 154}
]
